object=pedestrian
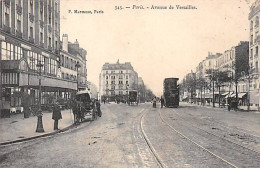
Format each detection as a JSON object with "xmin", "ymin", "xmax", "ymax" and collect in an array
[
  {"xmin": 160, "ymin": 96, "xmax": 165, "ymax": 108},
  {"xmin": 52, "ymin": 102, "xmax": 62, "ymax": 130},
  {"xmin": 152, "ymin": 96, "xmax": 157, "ymax": 108},
  {"xmin": 71, "ymin": 99, "xmax": 79, "ymax": 125},
  {"xmin": 227, "ymin": 97, "xmax": 231, "ymax": 111},
  {"xmin": 96, "ymin": 99, "xmax": 102, "ymax": 117}
]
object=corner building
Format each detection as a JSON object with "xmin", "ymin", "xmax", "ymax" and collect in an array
[
  {"xmin": 99, "ymin": 61, "xmax": 138, "ymax": 102},
  {"xmin": 0, "ymin": 0, "xmax": 78, "ymax": 115}
]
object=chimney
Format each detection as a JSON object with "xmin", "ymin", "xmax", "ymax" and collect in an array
[{"xmin": 62, "ymin": 34, "xmax": 68, "ymax": 52}]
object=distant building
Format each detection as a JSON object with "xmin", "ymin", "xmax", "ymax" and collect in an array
[
  {"xmin": 99, "ymin": 60, "xmax": 138, "ymax": 101},
  {"xmin": 60, "ymin": 34, "xmax": 88, "ymax": 93}
]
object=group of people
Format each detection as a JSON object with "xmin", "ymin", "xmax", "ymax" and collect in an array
[{"xmin": 152, "ymin": 96, "xmax": 165, "ymax": 108}]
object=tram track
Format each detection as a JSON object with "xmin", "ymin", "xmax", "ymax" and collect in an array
[
  {"xmin": 158, "ymin": 108, "xmax": 238, "ymax": 168},
  {"xmin": 139, "ymin": 107, "xmax": 166, "ymax": 168},
  {"xmin": 171, "ymin": 109, "xmax": 260, "ymax": 154},
  {"xmin": 159, "ymin": 107, "xmax": 260, "ymax": 167}
]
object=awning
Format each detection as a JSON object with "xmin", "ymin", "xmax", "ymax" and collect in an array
[
  {"xmin": 221, "ymin": 92, "xmax": 229, "ymax": 96},
  {"xmin": 230, "ymin": 93, "xmax": 236, "ymax": 98},
  {"xmin": 238, "ymin": 93, "xmax": 247, "ymax": 98},
  {"xmin": 225, "ymin": 93, "xmax": 235, "ymax": 98}
]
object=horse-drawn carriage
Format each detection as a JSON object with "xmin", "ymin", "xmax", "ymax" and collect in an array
[{"xmin": 72, "ymin": 90, "xmax": 101, "ymax": 123}]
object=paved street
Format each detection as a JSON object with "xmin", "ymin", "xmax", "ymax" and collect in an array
[{"xmin": 0, "ymin": 102, "xmax": 260, "ymax": 167}]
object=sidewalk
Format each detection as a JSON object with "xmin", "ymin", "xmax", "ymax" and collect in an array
[
  {"xmin": 0, "ymin": 109, "xmax": 74, "ymax": 145},
  {"xmin": 187, "ymin": 102, "xmax": 260, "ymax": 113}
]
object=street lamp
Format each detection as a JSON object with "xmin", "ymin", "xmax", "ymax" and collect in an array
[
  {"xmin": 36, "ymin": 61, "xmax": 44, "ymax": 133},
  {"xmin": 75, "ymin": 61, "xmax": 81, "ymax": 92}
]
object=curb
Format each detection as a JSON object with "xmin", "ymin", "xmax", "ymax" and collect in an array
[
  {"xmin": 0, "ymin": 123, "xmax": 75, "ymax": 146},
  {"xmin": 188, "ymin": 103, "xmax": 260, "ymax": 113}
]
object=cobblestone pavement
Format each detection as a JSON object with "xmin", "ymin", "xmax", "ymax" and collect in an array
[
  {"xmin": 141, "ymin": 102, "xmax": 260, "ymax": 167},
  {"xmin": 0, "ymin": 102, "xmax": 259, "ymax": 167},
  {"xmin": 0, "ymin": 103, "xmax": 158, "ymax": 168}
]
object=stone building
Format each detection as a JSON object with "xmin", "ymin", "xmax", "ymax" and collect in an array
[
  {"xmin": 0, "ymin": 0, "xmax": 84, "ymax": 116},
  {"xmin": 249, "ymin": 0, "xmax": 260, "ymax": 107},
  {"xmin": 60, "ymin": 34, "xmax": 87, "ymax": 93},
  {"xmin": 99, "ymin": 60, "xmax": 138, "ymax": 102}
]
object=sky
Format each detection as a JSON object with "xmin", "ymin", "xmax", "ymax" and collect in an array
[{"xmin": 60, "ymin": 0, "xmax": 254, "ymax": 96}]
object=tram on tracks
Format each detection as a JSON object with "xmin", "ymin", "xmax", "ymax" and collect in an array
[{"xmin": 163, "ymin": 78, "xmax": 179, "ymax": 108}]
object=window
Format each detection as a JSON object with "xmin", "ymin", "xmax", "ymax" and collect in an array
[
  {"xmin": 5, "ymin": 12, "xmax": 9, "ymax": 27},
  {"xmin": 44, "ymin": 57, "xmax": 48, "ymax": 74},
  {"xmin": 256, "ymin": 46, "xmax": 259, "ymax": 57},
  {"xmin": 106, "ymin": 81, "xmax": 108, "ymax": 84},
  {"xmin": 251, "ymin": 35, "xmax": 253, "ymax": 45},
  {"xmin": 17, "ymin": 19, "xmax": 21, "ymax": 32},
  {"xmin": 40, "ymin": 32, "xmax": 43, "ymax": 43},
  {"xmin": 30, "ymin": 27, "xmax": 33, "ymax": 39},
  {"xmin": 256, "ymin": 16, "xmax": 259, "ymax": 27},
  {"xmin": 49, "ymin": 37, "xmax": 52, "ymax": 47},
  {"xmin": 14, "ymin": 46, "xmax": 22, "ymax": 60},
  {"xmin": 251, "ymin": 20, "xmax": 254, "ymax": 30},
  {"xmin": 126, "ymin": 81, "xmax": 128, "ymax": 84},
  {"xmin": 106, "ymin": 76, "xmax": 108, "ymax": 79},
  {"xmin": 256, "ymin": 61, "xmax": 259, "ymax": 72},
  {"xmin": 111, "ymin": 91, "xmax": 115, "ymax": 95},
  {"xmin": 251, "ymin": 49, "xmax": 253, "ymax": 58},
  {"xmin": 126, "ymin": 75, "xmax": 128, "ymax": 79}
]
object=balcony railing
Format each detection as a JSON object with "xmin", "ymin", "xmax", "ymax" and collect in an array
[
  {"xmin": 3, "ymin": 25, "xmax": 11, "ymax": 33},
  {"xmin": 29, "ymin": 13, "xmax": 34, "ymax": 22},
  {"xmin": 29, "ymin": 36, "xmax": 34, "ymax": 43},
  {"xmin": 16, "ymin": 4, "xmax": 22, "ymax": 15},
  {"xmin": 16, "ymin": 30, "xmax": 22, "ymax": 38}
]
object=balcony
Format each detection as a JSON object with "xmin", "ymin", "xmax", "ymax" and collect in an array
[
  {"xmin": 3, "ymin": 25, "xmax": 11, "ymax": 33},
  {"xmin": 39, "ymin": 20, "xmax": 44, "ymax": 28},
  {"xmin": 16, "ymin": 4, "xmax": 22, "ymax": 15},
  {"xmin": 29, "ymin": 13, "xmax": 34, "ymax": 23},
  {"xmin": 16, "ymin": 30, "xmax": 22, "ymax": 38},
  {"xmin": 29, "ymin": 36, "xmax": 34, "ymax": 43}
]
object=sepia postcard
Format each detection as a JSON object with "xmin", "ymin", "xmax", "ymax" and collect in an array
[{"xmin": 0, "ymin": 0, "xmax": 260, "ymax": 168}]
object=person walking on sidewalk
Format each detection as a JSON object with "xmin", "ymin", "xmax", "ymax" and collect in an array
[{"xmin": 52, "ymin": 102, "xmax": 62, "ymax": 130}]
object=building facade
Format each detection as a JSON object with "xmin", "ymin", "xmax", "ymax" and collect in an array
[
  {"xmin": 60, "ymin": 34, "xmax": 87, "ymax": 93},
  {"xmin": 99, "ymin": 60, "xmax": 138, "ymax": 101},
  {"xmin": 183, "ymin": 42, "xmax": 249, "ymax": 106},
  {"xmin": 0, "ymin": 0, "xmax": 83, "ymax": 116},
  {"xmin": 249, "ymin": 0, "xmax": 260, "ymax": 106}
]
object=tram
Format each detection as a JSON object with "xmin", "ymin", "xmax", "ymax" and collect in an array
[{"xmin": 163, "ymin": 78, "xmax": 179, "ymax": 108}]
